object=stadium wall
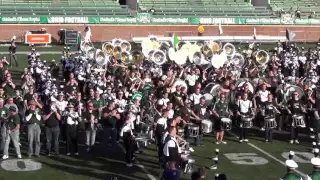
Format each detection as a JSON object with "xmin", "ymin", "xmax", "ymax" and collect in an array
[{"xmin": 1, "ymin": 25, "xmax": 320, "ymax": 42}]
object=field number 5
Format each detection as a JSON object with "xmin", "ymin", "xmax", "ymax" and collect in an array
[{"xmin": 224, "ymin": 153, "xmax": 269, "ymax": 165}]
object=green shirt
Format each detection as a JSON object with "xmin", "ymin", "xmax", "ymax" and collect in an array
[
  {"xmin": 281, "ymin": 173, "xmax": 302, "ymax": 180},
  {"xmin": 213, "ymin": 100, "xmax": 229, "ymax": 117},
  {"xmin": 308, "ymin": 171, "xmax": 320, "ymax": 180},
  {"xmin": 92, "ymin": 98, "xmax": 105, "ymax": 109},
  {"xmin": 7, "ymin": 114, "xmax": 20, "ymax": 131}
]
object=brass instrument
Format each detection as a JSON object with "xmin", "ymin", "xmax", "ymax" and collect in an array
[
  {"xmin": 120, "ymin": 51, "xmax": 130, "ymax": 64},
  {"xmin": 113, "ymin": 46, "xmax": 122, "ymax": 59},
  {"xmin": 120, "ymin": 40, "xmax": 132, "ymax": 52},
  {"xmin": 152, "ymin": 50, "xmax": 167, "ymax": 65},
  {"xmin": 211, "ymin": 53, "xmax": 228, "ymax": 69},
  {"xmin": 95, "ymin": 49, "xmax": 108, "ymax": 66},
  {"xmin": 102, "ymin": 42, "xmax": 114, "ymax": 55},
  {"xmin": 255, "ymin": 50, "xmax": 270, "ymax": 66},
  {"xmin": 112, "ymin": 38, "xmax": 122, "ymax": 46},
  {"xmin": 211, "ymin": 41, "xmax": 221, "ymax": 54},
  {"xmin": 131, "ymin": 50, "xmax": 144, "ymax": 65},
  {"xmin": 159, "ymin": 41, "xmax": 171, "ymax": 54},
  {"xmin": 222, "ymin": 43, "xmax": 236, "ymax": 58},
  {"xmin": 201, "ymin": 43, "xmax": 213, "ymax": 58},
  {"xmin": 230, "ymin": 53, "xmax": 245, "ymax": 68}
]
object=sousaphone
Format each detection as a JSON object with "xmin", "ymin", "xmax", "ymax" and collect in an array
[
  {"xmin": 152, "ymin": 49, "xmax": 167, "ymax": 65},
  {"xmin": 120, "ymin": 51, "xmax": 131, "ymax": 64},
  {"xmin": 223, "ymin": 43, "xmax": 236, "ymax": 58},
  {"xmin": 80, "ymin": 40, "xmax": 94, "ymax": 54},
  {"xmin": 211, "ymin": 41, "xmax": 221, "ymax": 54},
  {"xmin": 171, "ymin": 79, "xmax": 188, "ymax": 93},
  {"xmin": 211, "ymin": 52, "xmax": 228, "ymax": 69},
  {"xmin": 113, "ymin": 46, "xmax": 122, "ymax": 59},
  {"xmin": 255, "ymin": 50, "xmax": 270, "ymax": 66},
  {"xmin": 112, "ymin": 38, "xmax": 122, "ymax": 46},
  {"xmin": 102, "ymin": 42, "xmax": 114, "ymax": 55},
  {"xmin": 95, "ymin": 49, "xmax": 108, "ymax": 66},
  {"xmin": 229, "ymin": 53, "xmax": 245, "ymax": 68},
  {"xmin": 131, "ymin": 50, "xmax": 144, "ymax": 65},
  {"xmin": 120, "ymin": 40, "xmax": 132, "ymax": 52},
  {"xmin": 201, "ymin": 42, "xmax": 213, "ymax": 58}
]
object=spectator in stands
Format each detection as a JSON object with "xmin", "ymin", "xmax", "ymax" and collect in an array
[
  {"xmin": 309, "ymin": 11, "xmax": 315, "ymax": 19},
  {"xmin": 296, "ymin": 8, "xmax": 301, "ymax": 19},
  {"xmin": 148, "ymin": 6, "xmax": 156, "ymax": 15},
  {"xmin": 197, "ymin": 24, "xmax": 204, "ymax": 36}
]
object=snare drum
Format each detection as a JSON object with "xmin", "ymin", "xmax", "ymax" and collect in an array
[
  {"xmin": 241, "ymin": 115, "xmax": 253, "ymax": 128},
  {"xmin": 188, "ymin": 124, "xmax": 199, "ymax": 138},
  {"xmin": 221, "ymin": 118, "xmax": 232, "ymax": 131},
  {"xmin": 292, "ymin": 114, "xmax": 306, "ymax": 128},
  {"xmin": 178, "ymin": 128, "xmax": 185, "ymax": 137},
  {"xmin": 201, "ymin": 119, "xmax": 213, "ymax": 134},
  {"xmin": 264, "ymin": 116, "xmax": 277, "ymax": 129},
  {"xmin": 182, "ymin": 155, "xmax": 195, "ymax": 173}
]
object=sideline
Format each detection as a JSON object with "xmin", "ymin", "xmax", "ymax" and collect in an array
[
  {"xmin": 118, "ymin": 143, "xmax": 157, "ymax": 180},
  {"xmin": 0, "ymin": 51, "xmax": 77, "ymax": 54},
  {"xmin": 227, "ymin": 131, "xmax": 307, "ymax": 178}
]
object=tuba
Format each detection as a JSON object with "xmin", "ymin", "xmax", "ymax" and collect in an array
[
  {"xmin": 211, "ymin": 41, "xmax": 221, "ymax": 54},
  {"xmin": 120, "ymin": 40, "xmax": 132, "ymax": 52},
  {"xmin": 120, "ymin": 51, "xmax": 131, "ymax": 64},
  {"xmin": 80, "ymin": 40, "xmax": 94, "ymax": 55},
  {"xmin": 95, "ymin": 49, "xmax": 108, "ymax": 66},
  {"xmin": 113, "ymin": 46, "xmax": 122, "ymax": 59},
  {"xmin": 230, "ymin": 53, "xmax": 245, "ymax": 68},
  {"xmin": 131, "ymin": 50, "xmax": 144, "ymax": 65},
  {"xmin": 201, "ymin": 42, "xmax": 213, "ymax": 58},
  {"xmin": 152, "ymin": 50, "xmax": 166, "ymax": 65},
  {"xmin": 223, "ymin": 43, "xmax": 236, "ymax": 58},
  {"xmin": 255, "ymin": 50, "xmax": 270, "ymax": 66},
  {"xmin": 102, "ymin": 42, "xmax": 114, "ymax": 55},
  {"xmin": 159, "ymin": 41, "xmax": 171, "ymax": 54}
]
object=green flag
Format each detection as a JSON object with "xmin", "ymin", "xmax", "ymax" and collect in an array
[{"xmin": 172, "ymin": 34, "xmax": 180, "ymax": 49}]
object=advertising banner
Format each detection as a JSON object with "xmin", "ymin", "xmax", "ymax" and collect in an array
[{"xmin": 25, "ymin": 33, "xmax": 51, "ymax": 44}]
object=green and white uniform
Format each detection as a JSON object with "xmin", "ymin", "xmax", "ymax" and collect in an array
[
  {"xmin": 280, "ymin": 173, "xmax": 303, "ymax": 180},
  {"xmin": 307, "ymin": 171, "xmax": 320, "ymax": 180}
]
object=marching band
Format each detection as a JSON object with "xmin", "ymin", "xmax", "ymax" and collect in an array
[{"xmin": 2, "ymin": 36, "xmax": 320, "ymax": 179}]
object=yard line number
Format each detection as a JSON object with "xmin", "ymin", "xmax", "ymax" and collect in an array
[{"xmin": 224, "ymin": 152, "xmax": 313, "ymax": 165}]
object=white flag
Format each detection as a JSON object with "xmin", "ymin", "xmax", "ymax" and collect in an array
[
  {"xmin": 253, "ymin": 26, "xmax": 257, "ymax": 40},
  {"xmin": 218, "ymin": 23, "xmax": 223, "ymax": 35}
]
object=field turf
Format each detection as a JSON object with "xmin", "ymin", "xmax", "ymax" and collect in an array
[{"xmin": 0, "ymin": 44, "xmax": 317, "ymax": 180}]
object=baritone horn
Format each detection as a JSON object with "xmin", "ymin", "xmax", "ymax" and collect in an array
[
  {"xmin": 223, "ymin": 43, "xmax": 236, "ymax": 57},
  {"xmin": 102, "ymin": 42, "xmax": 114, "ymax": 55},
  {"xmin": 95, "ymin": 49, "xmax": 108, "ymax": 66},
  {"xmin": 255, "ymin": 50, "xmax": 270, "ymax": 66}
]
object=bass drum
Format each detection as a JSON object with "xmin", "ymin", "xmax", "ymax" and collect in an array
[
  {"xmin": 203, "ymin": 83, "xmax": 222, "ymax": 97},
  {"xmin": 203, "ymin": 93, "xmax": 213, "ymax": 106}
]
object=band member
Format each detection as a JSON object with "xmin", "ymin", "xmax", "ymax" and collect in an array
[
  {"xmin": 261, "ymin": 94, "xmax": 280, "ymax": 142},
  {"xmin": 56, "ymin": 92, "xmax": 67, "ymax": 142},
  {"xmin": 102, "ymin": 101, "xmax": 120, "ymax": 151},
  {"xmin": 212, "ymin": 93, "xmax": 231, "ymax": 144},
  {"xmin": 189, "ymin": 87, "xmax": 202, "ymax": 105},
  {"xmin": 192, "ymin": 97, "xmax": 207, "ymax": 146},
  {"xmin": 286, "ymin": 91, "xmax": 306, "ymax": 144},
  {"xmin": 307, "ymin": 157, "xmax": 320, "ymax": 180},
  {"xmin": 237, "ymin": 92, "xmax": 254, "ymax": 143},
  {"xmin": 0, "ymin": 98, "xmax": 8, "ymax": 152},
  {"xmin": 64, "ymin": 104, "xmax": 80, "ymax": 156},
  {"xmin": 83, "ymin": 102, "xmax": 99, "ymax": 152},
  {"xmin": 155, "ymin": 109, "xmax": 169, "ymax": 163},
  {"xmin": 120, "ymin": 112, "xmax": 136, "ymax": 167},
  {"xmin": 163, "ymin": 126, "xmax": 184, "ymax": 167},
  {"xmin": 25, "ymin": 100, "xmax": 42, "ymax": 157},
  {"xmin": 255, "ymin": 83, "xmax": 271, "ymax": 129},
  {"xmin": 9, "ymin": 35, "xmax": 18, "ymax": 67},
  {"xmin": 281, "ymin": 159, "xmax": 302, "ymax": 180},
  {"xmin": 92, "ymin": 90, "xmax": 106, "ymax": 118},
  {"xmin": 2, "ymin": 106, "xmax": 21, "ymax": 159},
  {"xmin": 43, "ymin": 101, "xmax": 61, "ymax": 156}
]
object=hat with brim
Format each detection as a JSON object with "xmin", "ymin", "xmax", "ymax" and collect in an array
[
  {"xmin": 311, "ymin": 157, "xmax": 320, "ymax": 167},
  {"xmin": 285, "ymin": 160, "xmax": 298, "ymax": 169}
]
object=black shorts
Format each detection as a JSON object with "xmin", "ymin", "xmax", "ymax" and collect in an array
[{"xmin": 214, "ymin": 119, "xmax": 222, "ymax": 131}]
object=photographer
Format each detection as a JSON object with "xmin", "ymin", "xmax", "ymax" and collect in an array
[
  {"xmin": 43, "ymin": 101, "xmax": 61, "ymax": 156},
  {"xmin": 25, "ymin": 100, "xmax": 42, "ymax": 157}
]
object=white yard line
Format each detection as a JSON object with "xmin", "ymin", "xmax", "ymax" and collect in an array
[
  {"xmin": 118, "ymin": 143, "xmax": 157, "ymax": 180},
  {"xmin": 228, "ymin": 131, "xmax": 307, "ymax": 178}
]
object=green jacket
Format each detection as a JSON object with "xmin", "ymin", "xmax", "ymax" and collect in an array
[
  {"xmin": 308, "ymin": 171, "xmax": 320, "ymax": 180},
  {"xmin": 281, "ymin": 173, "xmax": 303, "ymax": 180}
]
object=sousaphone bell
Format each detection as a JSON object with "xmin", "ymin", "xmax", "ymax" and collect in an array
[
  {"xmin": 102, "ymin": 42, "xmax": 114, "ymax": 55},
  {"xmin": 152, "ymin": 50, "xmax": 166, "ymax": 65},
  {"xmin": 201, "ymin": 42, "xmax": 213, "ymax": 58},
  {"xmin": 95, "ymin": 49, "xmax": 108, "ymax": 66},
  {"xmin": 255, "ymin": 50, "xmax": 270, "ymax": 66},
  {"xmin": 131, "ymin": 50, "xmax": 144, "ymax": 65},
  {"xmin": 120, "ymin": 40, "xmax": 132, "ymax": 52},
  {"xmin": 113, "ymin": 46, "xmax": 122, "ymax": 59},
  {"xmin": 120, "ymin": 51, "xmax": 131, "ymax": 64},
  {"xmin": 223, "ymin": 43, "xmax": 236, "ymax": 58}
]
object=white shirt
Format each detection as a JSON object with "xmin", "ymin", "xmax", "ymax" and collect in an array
[
  {"xmin": 168, "ymin": 109, "xmax": 174, "ymax": 119},
  {"xmin": 25, "ymin": 111, "xmax": 41, "ymax": 122},
  {"xmin": 257, "ymin": 90, "xmax": 270, "ymax": 103},
  {"xmin": 189, "ymin": 93, "xmax": 202, "ymax": 105},
  {"xmin": 120, "ymin": 123, "xmax": 133, "ymax": 137},
  {"xmin": 56, "ymin": 100, "xmax": 68, "ymax": 112},
  {"xmin": 156, "ymin": 117, "xmax": 167, "ymax": 130},
  {"xmin": 115, "ymin": 99, "xmax": 127, "ymax": 113},
  {"xmin": 65, "ymin": 112, "xmax": 79, "ymax": 125},
  {"xmin": 238, "ymin": 99, "xmax": 252, "ymax": 113},
  {"xmin": 163, "ymin": 136, "xmax": 181, "ymax": 156},
  {"xmin": 186, "ymin": 74, "xmax": 199, "ymax": 86}
]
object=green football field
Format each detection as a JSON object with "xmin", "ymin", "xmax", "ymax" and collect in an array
[{"xmin": 0, "ymin": 43, "xmax": 317, "ymax": 180}]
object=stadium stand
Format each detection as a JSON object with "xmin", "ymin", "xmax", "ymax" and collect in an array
[
  {"xmin": 270, "ymin": 0, "xmax": 320, "ymax": 18},
  {"xmin": 138, "ymin": 0, "xmax": 276, "ymax": 18},
  {"xmin": 0, "ymin": 0, "xmax": 132, "ymax": 16}
]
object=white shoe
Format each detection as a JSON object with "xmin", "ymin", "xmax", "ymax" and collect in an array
[
  {"xmin": 74, "ymin": 153, "xmax": 79, "ymax": 156},
  {"xmin": 66, "ymin": 153, "xmax": 71, "ymax": 156},
  {"xmin": 239, "ymin": 140, "xmax": 243, "ymax": 143},
  {"xmin": 311, "ymin": 135, "xmax": 316, "ymax": 139},
  {"xmin": 215, "ymin": 141, "xmax": 220, "ymax": 144},
  {"xmin": 290, "ymin": 140, "xmax": 294, "ymax": 144},
  {"xmin": 265, "ymin": 139, "xmax": 268, "ymax": 142},
  {"xmin": 210, "ymin": 165, "xmax": 217, "ymax": 170},
  {"xmin": 17, "ymin": 155, "xmax": 21, "ymax": 159},
  {"xmin": 2, "ymin": 155, "xmax": 9, "ymax": 160},
  {"xmin": 244, "ymin": 139, "xmax": 249, "ymax": 143},
  {"xmin": 126, "ymin": 163, "xmax": 133, "ymax": 167},
  {"xmin": 261, "ymin": 127, "xmax": 265, "ymax": 131},
  {"xmin": 220, "ymin": 141, "xmax": 227, "ymax": 144},
  {"xmin": 295, "ymin": 140, "xmax": 299, "ymax": 144}
]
